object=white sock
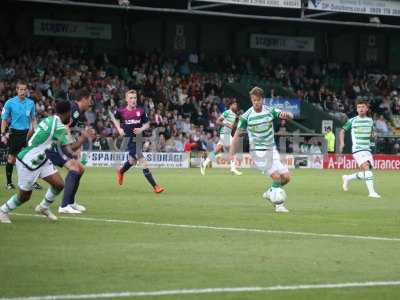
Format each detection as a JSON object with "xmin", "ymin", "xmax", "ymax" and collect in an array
[
  {"xmin": 364, "ymin": 171, "xmax": 376, "ymax": 194},
  {"xmin": 1, "ymin": 195, "xmax": 21, "ymax": 213},
  {"xmin": 346, "ymin": 173, "xmax": 359, "ymax": 181},
  {"xmin": 203, "ymin": 157, "xmax": 211, "ymax": 166},
  {"xmin": 230, "ymin": 160, "xmax": 236, "ymax": 170},
  {"xmin": 40, "ymin": 187, "xmax": 61, "ymax": 208}
]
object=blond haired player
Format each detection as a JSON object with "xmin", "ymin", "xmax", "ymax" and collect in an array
[{"xmin": 230, "ymin": 87, "xmax": 292, "ymax": 213}]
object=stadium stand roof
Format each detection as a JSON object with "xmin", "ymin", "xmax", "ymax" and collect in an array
[{"xmin": 15, "ymin": 0, "xmax": 400, "ymax": 29}]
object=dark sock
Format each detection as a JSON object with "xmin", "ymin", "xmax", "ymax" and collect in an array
[
  {"xmin": 6, "ymin": 163, "xmax": 13, "ymax": 185},
  {"xmin": 143, "ymin": 168, "xmax": 157, "ymax": 188},
  {"xmin": 68, "ymin": 173, "xmax": 82, "ymax": 205},
  {"xmin": 121, "ymin": 161, "xmax": 132, "ymax": 174},
  {"xmin": 61, "ymin": 171, "xmax": 81, "ymax": 208}
]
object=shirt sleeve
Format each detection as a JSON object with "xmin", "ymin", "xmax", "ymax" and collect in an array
[
  {"xmin": 342, "ymin": 119, "xmax": 352, "ymax": 131},
  {"xmin": 53, "ymin": 120, "xmax": 70, "ymax": 146},
  {"xmin": 1, "ymin": 101, "xmax": 11, "ymax": 120},
  {"xmin": 30, "ymin": 101, "xmax": 36, "ymax": 118},
  {"xmin": 141, "ymin": 111, "xmax": 149, "ymax": 124},
  {"xmin": 271, "ymin": 107, "xmax": 282, "ymax": 119},
  {"xmin": 115, "ymin": 109, "xmax": 122, "ymax": 121},
  {"xmin": 238, "ymin": 116, "xmax": 248, "ymax": 130}
]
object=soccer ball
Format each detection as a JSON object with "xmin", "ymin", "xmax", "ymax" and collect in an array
[{"xmin": 265, "ymin": 188, "xmax": 287, "ymax": 205}]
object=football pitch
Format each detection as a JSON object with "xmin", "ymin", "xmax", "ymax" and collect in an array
[{"xmin": 0, "ymin": 167, "xmax": 399, "ymax": 300}]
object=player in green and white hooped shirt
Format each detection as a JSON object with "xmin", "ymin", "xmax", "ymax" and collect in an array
[
  {"xmin": 201, "ymin": 99, "xmax": 242, "ymax": 176},
  {"xmin": 339, "ymin": 100, "xmax": 380, "ymax": 198},
  {"xmin": 230, "ymin": 87, "xmax": 293, "ymax": 213},
  {"xmin": 0, "ymin": 101, "xmax": 77, "ymax": 224}
]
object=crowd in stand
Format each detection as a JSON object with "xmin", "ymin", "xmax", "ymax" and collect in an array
[{"xmin": 0, "ymin": 47, "xmax": 399, "ymax": 154}]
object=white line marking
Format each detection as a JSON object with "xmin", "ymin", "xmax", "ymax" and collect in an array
[
  {"xmin": 12, "ymin": 213, "xmax": 400, "ymax": 242},
  {"xmin": 2, "ymin": 280, "xmax": 400, "ymax": 300}
]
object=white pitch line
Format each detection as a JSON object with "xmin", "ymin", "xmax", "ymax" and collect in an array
[
  {"xmin": 12, "ymin": 213, "xmax": 400, "ymax": 242},
  {"xmin": 2, "ymin": 280, "xmax": 400, "ymax": 300}
]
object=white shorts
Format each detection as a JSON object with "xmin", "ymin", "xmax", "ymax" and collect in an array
[
  {"xmin": 217, "ymin": 134, "xmax": 231, "ymax": 149},
  {"xmin": 251, "ymin": 147, "xmax": 289, "ymax": 176},
  {"xmin": 353, "ymin": 151, "xmax": 374, "ymax": 168},
  {"xmin": 16, "ymin": 159, "xmax": 58, "ymax": 191}
]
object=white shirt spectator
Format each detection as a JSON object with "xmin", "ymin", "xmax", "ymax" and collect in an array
[
  {"xmin": 375, "ymin": 116, "xmax": 390, "ymax": 134},
  {"xmin": 300, "ymin": 143, "xmax": 310, "ymax": 154},
  {"xmin": 309, "ymin": 144, "xmax": 322, "ymax": 154},
  {"xmin": 189, "ymin": 53, "xmax": 199, "ymax": 64},
  {"xmin": 182, "ymin": 119, "xmax": 191, "ymax": 134}
]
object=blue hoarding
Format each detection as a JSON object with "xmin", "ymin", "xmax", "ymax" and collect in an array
[{"xmin": 264, "ymin": 98, "xmax": 301, "ymax": 118}]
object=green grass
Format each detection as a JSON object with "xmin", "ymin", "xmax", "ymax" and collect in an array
[{"xmin": 0, "ymin": 168, "xmax": 399, "ymax": 299}]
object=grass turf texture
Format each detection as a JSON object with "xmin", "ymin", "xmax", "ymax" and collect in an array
[{"xmin": 0, "ymin": 168, "xmax": 399, "ymax": 299}]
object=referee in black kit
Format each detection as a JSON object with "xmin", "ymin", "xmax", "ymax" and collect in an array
[{"xmin": 1, "ymin": 80, "xmax": 41, "ymax": 190}]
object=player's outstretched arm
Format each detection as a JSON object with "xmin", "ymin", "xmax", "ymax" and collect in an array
[
  {"xmin": 108, "ymin": 111, "xmax": 125, "ymax": 136},
  {"xmin": 229, "ymin": 129, "xmax": 241, "ymax": 161},
  {"xmin": 134, "ymin": 122, "xmax": 150, "ymax": 135},
  {"xmin": 27, "ymin": 117, "xmax": 37, "ymax": 140},
  {"xmin": 70, "ymin": 127, "xmax": 96, "ymax": 151},
  {"xmin": 279, "ymin": 112, "xmax": 294, "ymax": 120},
  {"xmin": 1, "ymin": 120, "xmax": 9, "ymax": 144},
  {"xmin": 216, "ymin": 115, "xmax": 231, "ymax": 128}
]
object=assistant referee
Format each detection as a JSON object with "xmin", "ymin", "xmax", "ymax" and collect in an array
[{"xmin": 1, "ymin": 80, "xmax": 40, "ymax": 190}]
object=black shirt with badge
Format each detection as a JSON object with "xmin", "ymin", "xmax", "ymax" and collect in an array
[{"xmin": 70, "ymin": 101, "xmax": 86, "ymax": 129}]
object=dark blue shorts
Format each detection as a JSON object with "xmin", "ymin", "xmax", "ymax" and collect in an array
[
  {"xmin": 45, "ymin": 148, "xmax": 69, "ymax": 167},
  {"xmin": 128, "ymin": 139, "xmax": 143, "ymax": 161}
]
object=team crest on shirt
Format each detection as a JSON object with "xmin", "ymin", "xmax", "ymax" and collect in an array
[
  {"xmin": 136, "ymin": 111, "xmax": 141, "ymax": 117},
  {"xmin": 26, "ymin": 110, "xmax": 30, "ymax": 116},
  {"xmin": 73, "ymin": 111, "xmax": 80, "ymax": 119}
]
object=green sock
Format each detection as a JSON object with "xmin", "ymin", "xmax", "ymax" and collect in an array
[
  {"xmin": 40, "ymin": 187, "xmax": 62, "ymax": 208},
  {"xmin": 271, "ymin": 181, "xmax": 282, "ymax": 188},
  {"xmin": 1, "ymin": 195, "xmax": 22, "ymax": 213}
]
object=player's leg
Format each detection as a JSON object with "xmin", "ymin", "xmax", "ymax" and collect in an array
[
  {"xmin": 45, "ymin": 148, "xmax": 80, "ymax": 214},
  {"xmin": 342, "ymin": 152, "xmax": 379, "ymax": 197},
  {"xmin": 5, "ymin": 132, "xmax": 22, "ymax": 189},
  {"xmin": 360, "ymin": 161, "xmax": 380, "ymax": 198},
  {"xmin": 267, "ymin": 171, "xmax": 289, "ymax": 213},
  {"xmin": 138, "ymin": 158, "xmax": 165, "ymax": 193},
  {"xmin": 62, "ymin": 159, "xmax": 86, "ymax": 212},
  {"xmin": 117, "ymin": 139, "xmax": 137, "ymax": 185},
  {"xmin": 201, "ymin": 143, "xmax": 223, "ymax": 175},
  {"xmin": 5, "ymin": 153, "xmax": 16, "ymax": 189},
  {"xmin": 260, "ymin": 149, "xmax": 289, "ymax": 212},
  {"xmin": 342, "ymin": 151, "xmax": 366, "ymax": 191},
  {"xmin": 230, "ymin": 153, "xmax": 242, "ymax": 175},
  {"xmin": 0, "ymin": 160, "xmax": 36, "ymax": 223},
  {"xmin": 35, "ymin": 161, "xmax": 64, "ymax": 220}
]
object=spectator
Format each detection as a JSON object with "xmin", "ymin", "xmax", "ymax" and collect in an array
[
  {"xmin": 310, "ymin": 140, "xmax": 322, "ymax": 154},
  {"xmin": 375, "ymin": 115, "xmax": 390, "ymax": 134},
  {"xmin": 324, "ymin": 127, "xmax": 335, "ymax": 154}
]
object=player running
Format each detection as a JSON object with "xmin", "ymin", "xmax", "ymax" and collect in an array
[
  {"xmin": 340, "ymin": 99, "xmax": 381, "ymax": 198},
  {"xmin": 229, "ymin": 87, "xmax": 292, "ymax": 213},
  {"xmin": 200, "ymin": 99, "xmax": 242, "ymax": 176},
  {"xmin": 113, "ymin": 90, "xmax": 164, "ymax": 193},
  {"xmin": 0, "ymin": 101, "xmax": 76, "ymax": 224},
  {"xmin": 45, "ymin": 88, "xmax": 95, "ymax": 214}
]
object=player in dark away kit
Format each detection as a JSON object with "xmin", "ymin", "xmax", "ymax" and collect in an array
[{"xmin": 113, "ymin": 89, "xmax": 164, "ymax": 194}]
